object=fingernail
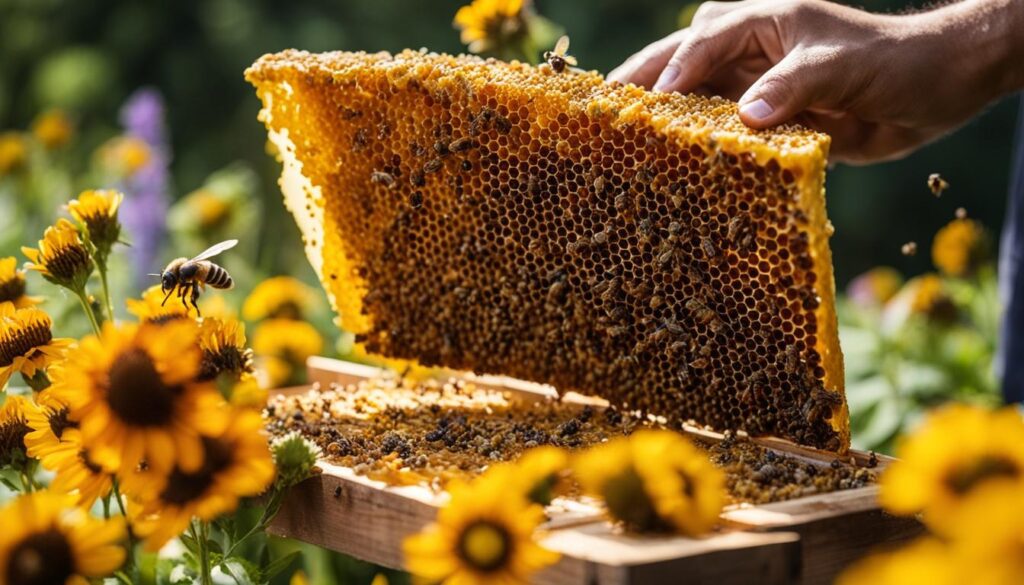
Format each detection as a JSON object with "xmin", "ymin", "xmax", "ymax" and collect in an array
[
  {"xmin": 739, "ymin": 98, "xmax": 774, "ymax": 121},
  {"xmin": 653, "ymin": 66, "xmax": 679, "ymax": 92}
]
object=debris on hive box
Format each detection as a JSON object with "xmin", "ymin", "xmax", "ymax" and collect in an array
[
  {"xmin": 247, "ymin": 49, "xmax": 848, "ymax": 452},
  {"xmin": 264, "ymin": 375, "xmax": 875, "ymax": 505}
]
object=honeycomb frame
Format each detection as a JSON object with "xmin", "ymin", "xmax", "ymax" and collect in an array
[{"xmin": 246, "ymin": 49, "xmax": 849, "ymax": 452}]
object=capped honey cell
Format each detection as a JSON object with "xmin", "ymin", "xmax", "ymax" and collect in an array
[{"xmin": 246, "ymin": 49, "xmax": 849, "ymax": 452}]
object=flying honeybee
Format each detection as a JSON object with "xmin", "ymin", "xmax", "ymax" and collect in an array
[
  {"xmin": 153, "ymin": 239, "xmax": 238, "ymax": 315},
  {"xmin": 544, "ymin": 35, "xmax": 577, "ymax": 73}
]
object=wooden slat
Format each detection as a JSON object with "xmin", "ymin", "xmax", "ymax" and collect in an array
[
  {"xmin": 265, "ymin": 356, "xmax": 923, "ymax": 585},
  {"xmin": 268, "ymin": 463, "xmax": 801, "ymax": 585}
]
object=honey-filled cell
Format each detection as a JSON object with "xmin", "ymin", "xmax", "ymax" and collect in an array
[{"xmin": 247, "ymin": 49, "xmax": 849, "ymax": 452}]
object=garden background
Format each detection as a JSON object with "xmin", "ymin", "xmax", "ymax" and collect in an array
[{"xmin": 0, "ymin": 0, "xmax": 1017, "ymax": 512}]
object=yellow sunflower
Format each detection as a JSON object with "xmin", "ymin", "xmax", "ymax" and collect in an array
[
  {"xmin": 227, "ymin": 376, "xmax": 268, "ymax": 409},
  {"xmin": 403, "ymin": 473, "xmax": 559, "ymax": 585},
  {"xmin": 125, "ymin": 409, "xmax": 275, "ymax": 550},
  {"xmin": 932, "ymin": 218, "xmax": 988, "ymax": 278},
  {"xmin": 0, "ymin": 305, "xmax": 73, "ymax": 390},
  {"xmin": 945, "ymin": 483, "xmax": 1024, "ymax": 584},
  {"xmin": 573, "ymin": 430, "xmax": 725, "ymax": 535},
  {"xmin": 836, "ymin": 537, "xmax": 957, "ymax": 585},
  {"xmin": 491, "ymin": 446, "xmax": 569, "ymax": 506},
  {"xmin": 454, "ymin": 0, "xmax": 528, "ymax": 53},
  {"xmin": 198, "ymin": 317, "xmax": 254, "ymax": 382},
  {"xmin": 32, "ymin": 109, "xmax": 73, "ymax": 150},
  {"xmin": 0, "ymin": 490, "xmax": 125, "ymax": 585},
  {"xmin": 49, "ymin": 320, "xmax": 228, "ymax": 476},
  {"xmin": 879, "ymin": 404, "xmax": 1024, "ymax": 535},
  {"xmin": 242, "ymin": 276, "xmax": 319, "ymax": 321},
  {"xmin": 0, "ymin": 395, "xmax": 30, "ymax": 467},
  {"xmin": 0, "ymin": 257, "xmax": 41, "ymax": 309},
  {"xmin": 97, "ymin": 135, "xmax": 150, "ymax": 177},
  {"xmin": 846, "ymin": 267, "xmax": 903, "ymax": 308},
  {"xmin": 0, "ymin": 132, "xmax": 27, "ymax": 176},
  {"xmin": 23, "ymin": 392, "xmax": 111, "ymax": 507},
  {"xmin": 22, "ymin": 218, "xmax": 93, "ymax": 291},
  {"xmin": 252, "ymin": 319, "xmax": 322, "ymax": 388},
  {"xmin": 67, "ymin": 190, "xmax": 123, "ymax": 259},
  {"xmin": 126, "ymin": 285, "xmax": 194, "ymax": 323}
]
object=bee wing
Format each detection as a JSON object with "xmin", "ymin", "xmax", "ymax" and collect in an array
[
  {"xmin": 190, "ymin": 239, "xmax": 239, "ymax": 262},
  {"xmin": 554, "ymin": 35, "xmax": 570, "ymax": 56},
  {"xmin": 565, "ymin": 55, "xmax": 578, "ymax": 66}
]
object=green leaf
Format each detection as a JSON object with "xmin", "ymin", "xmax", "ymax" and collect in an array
[
  {"xmin": 852, "ymin": 394, "xmax": 903, "ymax": 452},
  {"xmin": 260, "ymin": 551, "xmax": 301, "ymax": 581},
  {"xmin": 178, "ymin": 533, "xmax": 200, "ymax": 556}
]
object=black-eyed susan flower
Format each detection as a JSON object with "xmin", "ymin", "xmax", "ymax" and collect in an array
[
  {"xmin": 0, "ymin": 490, "xmax": 126, "ymax": 584},
  {"xmin": 125, "ymin": 409, "xmax": 275, "ymax": 550},
  {"xmin": 879, "ymin": 404, "xmax": 1024, "ymax": 535},
  {"xmin": 67, "ymin": 190, "xmax": 123, "ymax": 263},
  {"xmin": 0, "ymin": 305, "xmax": 73, "ymax": 390},
  {"xmin": 573, "ymin": 430, "xmax": 725, "ymax": 535},
  {"xmin": 876, "ymin": 407, "xmax": 1024, "ymax": 536},
  {"xmin": 0, "ymin": 132, "xmax": 27, "ymax": 176},
  {"xmin": 0, "ymin": 257, "xmax": 41, "ymax": 309},
  {"xmin": 22, "ymin": 219, "xmax": 94, "ymax": 292},
  {"xmin": 243, "ymin": 276, "xmax": 319, "ymax": 321},
  {"xmin": 198, "ymin": 317, "xmax": 254, "ymax": 382},
  {"xmin": 403, "ymin": 472, "xmax": 559, "ymax": 584},
  {"xmin": 271, "ymin": 431, "xmax": 321, "ymax": 488},
  {"xmin": 942, "ymin": 483, "xmax": 1024, "ymax": 583},
  {"xmin": 454, "ymin": 0, "xmax": 529, "ymax": 55},
  {"xmin": 126, "ymin": 285, "xmax": 194, "ymax": 323},
  {"xmin": 0, "ymin": 394, "xmax": 31, "ymax": 467},
  {"xmin": 882, "ymin": 274, "xmax": 957, "ymax": 330},
  {"xmin": 253, "ymin": 319, "xmax": 323, "ymax": 388},
  {"xmin": 42, "ymin": 428, "xmax": 113, "ymax": 509},
  {"xmin": 49, "ymin": 320, "xmax": 228, "ymax": 476},
  {"xmin": 97, "ymin": 135, "xmax": 151, "ymax": 177},
  {"xmin": 22, "ymin": 390, "xmax": 77, "ymax": 462},
  {"xmin": 932, "ymin": 218, "xmax": 989, "ymax": 278},
  {"xmin": 31, "ymin": 109, "xmax": 73, "ymax": 150},
  {"xmin": 491, "ymin": 445, "xmax": 569, "ymax": 506}
]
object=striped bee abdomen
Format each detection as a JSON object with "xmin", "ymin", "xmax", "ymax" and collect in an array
[{"xmin": 205, "ymin": 263, "xmax": 234, "ymax": 289}]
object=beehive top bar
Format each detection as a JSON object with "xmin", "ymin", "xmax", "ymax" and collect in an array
[{"xmin": 246, "ymin": 49, "xmax": 849, "ymax": 452}]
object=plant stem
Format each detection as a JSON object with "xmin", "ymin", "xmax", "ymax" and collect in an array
[
  {"xmin": 74, "ymin": 289, "xmax": 102, "ymax": 336},
  {"xmin": 97, "ymin": 259, "xmax": 115, "ymax": 323},
  {"xmin": 110, "ymin": 480, "xmax": 136, "ymax": 575},
  {"xmin": 196, "ymin": 520, "xmax": 214, "ymax": 585},
  {"xmin": 222, "ymin": 486, "xmax": 286, "ymax": 559}
]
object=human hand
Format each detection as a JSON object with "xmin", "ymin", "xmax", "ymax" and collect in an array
[{"xmin": 608, "ymin": 0, "xmax": 1024, "ymax": 164}]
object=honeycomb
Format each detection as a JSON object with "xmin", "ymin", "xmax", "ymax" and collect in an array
[
  {"xmin": 246, "ymin": 49, "xmax": 848, "ymax": 452},
  {"xmin": 264, "ymin": 377, "xmax": 874, "ymax": 505}
]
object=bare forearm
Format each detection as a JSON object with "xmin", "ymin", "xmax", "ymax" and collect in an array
[{"xmin": 922, "ymin": 0, "xmax": 1024, "ymax": 100}]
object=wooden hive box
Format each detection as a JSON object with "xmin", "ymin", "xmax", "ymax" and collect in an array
[{"xmin": 266, "ymin": 357, "xmax": 924, "ymax": 585}]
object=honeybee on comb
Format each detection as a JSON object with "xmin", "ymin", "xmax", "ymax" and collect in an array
[
  {"xmin": 544, "ymin": 35, "xmax": 578, "ymax": 73},
  {"xmin": 152, "ymin": 239, "xmax": 238, "ymax": 316}
]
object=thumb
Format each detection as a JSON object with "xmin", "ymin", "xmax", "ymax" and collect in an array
[{"xmin": 738, "ymin": 48, "xmax": 847, "ymax": 129}]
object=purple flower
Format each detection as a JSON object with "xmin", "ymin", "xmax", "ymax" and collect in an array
[{"xmin": 118, "ymin": 88, "xmax": 171, "ymax": 289}]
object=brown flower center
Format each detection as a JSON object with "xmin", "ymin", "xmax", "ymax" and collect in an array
[
  {"xmin": 199, "ymin": 347, "xmax": 254, "ymax": 381},
  {"xmin": 148, "ymin": 314, "xmax": 189, "ymax": 325},
  {"xmin": 47, "ymin": 407, "xmax": 77, "ymax": 440},
  {"xmin": 105, "ymin": 349, "xmax": 180, "ymax": 427},
  {"xmin": 5, "ymin": 528, "xmax": 75, "ymax": 585},
  {"xmin": 0, "ymin": 418, "xmax": 30, "ymax": 465},
  {"xmin": 269, "ymin": 301, "xmax": 303, "ymax": 320},
  {"xmin": 458, "ymin": 521, "xmax": 511, "ymax": 573},
  {"xmin": 0, "ymin": 321, "xmax": 52, "ymax": 367},
  {"xmin": 79, "ymin": 449, "xmax": 105, "ymax": 475},
  {"xmin": 0, "ymin": 275, "xmax": 26, "ymax": 303},
  {"xmin": 946, "ymin": 456, "xmax": 1020, "ymax": 495},
  {"xmin": 158, "ymin": 436, "xmax": 234, "ymax": 505},
  {"xmin": 45, "ymin": 245, "xmax": 90, "ymax": 281}
]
